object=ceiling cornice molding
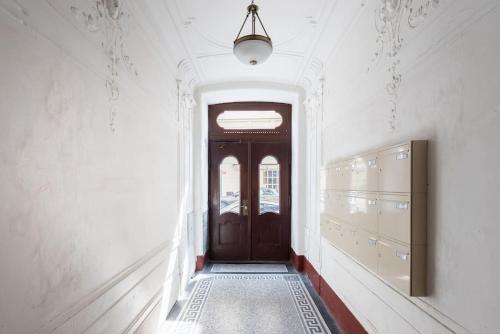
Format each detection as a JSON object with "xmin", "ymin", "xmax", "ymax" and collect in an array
[
  {"xmin": 178, "ymin": 59, "xmax": 199, "ymax": 90},
  {"xmin": 161, "ymin": 0, "xmax": 204, "ymax": 83},
  {"xmin": 295, "ymin": 0, "xmax": 338, "ymax": 88},
  {"xmin": 300, "ymin": 58, "xmax": 324, "ymax": 94}
]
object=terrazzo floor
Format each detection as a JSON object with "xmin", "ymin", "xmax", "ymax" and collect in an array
[{"xmin": 163, "ymin": 263, "xmax": 341, "ymax": 334}]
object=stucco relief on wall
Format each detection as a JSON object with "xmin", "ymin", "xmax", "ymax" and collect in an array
[
  {"xmin": 69, "ymin": 0, "xmax": 139, "ymax": 132},
  {"xmin": 370, "ymin": 0, "xmax": 439, "ymax": 130}
]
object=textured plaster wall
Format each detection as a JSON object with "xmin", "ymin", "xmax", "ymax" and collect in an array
[
  {"xmin": 304, "ymin": 1, "xmax": 500, "ymax": 333},
  {"xmin": 0, "ymin": 1, "xmax": 190, "ymax": 333}
]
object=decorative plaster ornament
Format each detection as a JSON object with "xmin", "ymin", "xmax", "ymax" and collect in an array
[
  {"xmin": 370, "ymin": 0, "xmax": 440, "ymax": 130},
  {"xmin": 104, "ymin": 0, "xmax": 121, "ymax": 20},
  {"xmin": 69, "ymin": 0, "xmax": 137, "ymax": 132},
  {"xmin": 383, "ymin": 0, "xmax": 402, "ymax": 18}
]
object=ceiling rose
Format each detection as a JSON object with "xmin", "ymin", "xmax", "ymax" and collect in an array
[{"xmin": 233, "ymin": 1, "xmax": 273, "ymax": 66}]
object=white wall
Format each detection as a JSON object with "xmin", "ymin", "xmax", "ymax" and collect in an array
[
  {"xmin": 0, "ymin": 1, "xmax": 195, "ymax": 333},
  {"xmin": 304, "ymin": 1, "xmax": 500, "ymax": 333},
  {"xmin": 193, "ymin": 82, "xmax": 307, "ymax": 257}
]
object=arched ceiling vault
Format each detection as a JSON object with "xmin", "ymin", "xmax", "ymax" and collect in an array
[{"xmin": 159, "ymin": 0, "xmax": 339, "ymax": 89}]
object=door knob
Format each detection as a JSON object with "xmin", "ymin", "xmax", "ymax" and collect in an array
[{"xmin": 241, "ymin": 199, "xmax": 248, "ymax": 216}]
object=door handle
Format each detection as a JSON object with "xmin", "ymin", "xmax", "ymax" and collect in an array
[{"xmin": 241, "ymin": 199, "xmax": 248, "ymax": 216}]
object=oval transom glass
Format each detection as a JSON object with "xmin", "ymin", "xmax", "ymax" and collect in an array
[
  {"xmin": 220, "ymin": 156, "xmax": 240, "ymax": 215},
  {"xmin": 216, "ymin": 110, "xmax": 283, "ymax": 130},
  {"xmin": 259, "ymin": 156, "xmax": 280, "ymax": 215}
]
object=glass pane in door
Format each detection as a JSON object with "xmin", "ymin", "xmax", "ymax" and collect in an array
[
  {"xmin": 259, "ymin": 156, "xmax": 280, "ymax": 214},
  {"xmin": 220, "ymin": 156, "xmax": 241, "ymax": 215}
]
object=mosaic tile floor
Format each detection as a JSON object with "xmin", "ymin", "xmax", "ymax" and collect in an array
[{"xmin": 164, "ymin": 264, "xmax": 341, "ymax": 334}]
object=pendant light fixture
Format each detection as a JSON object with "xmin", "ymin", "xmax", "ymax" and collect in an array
[{"xmin": 233, "ymin": 1, "xmax": 273, "ymax": 66}]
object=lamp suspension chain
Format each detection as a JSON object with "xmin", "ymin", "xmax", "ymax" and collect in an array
[{"xmin": 233, "ymin": 0, "xmax": 273, "ymax": 66}]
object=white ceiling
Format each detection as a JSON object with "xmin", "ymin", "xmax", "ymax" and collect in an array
[{"xmin": 163, "ymin": 0, "xmax": 337, "ymax": 87}]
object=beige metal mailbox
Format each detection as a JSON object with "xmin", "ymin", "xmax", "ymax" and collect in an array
[
  {"xmin": 354, "ymin": 229, "xmax": 379, "ymax": 272},
  {"xmin": 377, "ymin": 238, "xmax": 412, "ymax": 294},
  {"xmin": 348, "ymin": 192, "xmax": 378, "ymax": 233},
  {"xmin": 352, "ymin": 153, "xmax": 379, "ymax": 191},
  {"xmin": 378, "ymin": 193, "xmax": 412, "ymax": 244},
  {"xmin": 320, "ymin": 141, "xmax": 428, "ymax": 296},
  {"xmin": 379, "ymin": 144, "xmax": 412, "ymax": 193}
]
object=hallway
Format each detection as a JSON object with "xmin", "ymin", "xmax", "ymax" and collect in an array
[
  {"xmin": 1, "ymin": 0, "xmax": 500, "ymax": 333},
  {"xmin": 163, "ymin": 264, "xmax": 338, "ymax": 334}
]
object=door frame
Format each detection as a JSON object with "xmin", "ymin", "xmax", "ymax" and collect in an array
[{"xmin": 208, "ymin": 102, "xmax": 292, "ymax": 262}]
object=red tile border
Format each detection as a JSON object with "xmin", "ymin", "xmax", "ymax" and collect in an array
[
  {"xmin": 302, "ymin": 257, "xmax": 368, "ymax": 334},
  {"xmin": 319, "ymin": 276, "xmax": 368, "ymax": 334},
  {"xmin": 195, "ymin": 253, "xmax": 208, "ymax": 271},
  {"xmin": 304, "ymin": 257, "xmax": 321, "ymax": 292},
  {"xmin": 290, "ymin": 249, "xmax": 305, "ymax": 272}
]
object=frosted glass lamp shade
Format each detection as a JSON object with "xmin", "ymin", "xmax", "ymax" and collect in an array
[{"xmin": 234, "ymin": 35, "xmax": 273, "ymax": 66}]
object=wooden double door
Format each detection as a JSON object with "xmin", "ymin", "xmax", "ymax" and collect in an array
[{"xmin": 209, "ymin": 141, "xmax": 291, "ymax": 261}]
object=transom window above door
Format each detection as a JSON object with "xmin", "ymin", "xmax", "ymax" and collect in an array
[{"xmin": 216, "ymin": 110, "xmax": 283, "ymax": 130}]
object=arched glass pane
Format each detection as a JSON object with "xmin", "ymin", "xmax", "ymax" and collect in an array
[
  {"xmin": 259, "ymin": 156, "xmax": 280, "ymax": 214},
  {"xmin": 220, "ymin": 156, "xmax": 240, "ymax": 215}
]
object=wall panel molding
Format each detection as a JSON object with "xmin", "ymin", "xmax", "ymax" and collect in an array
[
  {"xmin": 321, "ymin": 239, "xmax": 470, "ymax": 333},
  {"xmin": 39, "ymin": 241, "xmax": 171, "ymax": 334},
  {"xmin": 121, "ymin": 287, "xmax": 163, "ymax": 334}
]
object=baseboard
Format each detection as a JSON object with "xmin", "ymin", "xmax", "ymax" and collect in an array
[
  {"xmin": 304, "ymin": 257, "xmax": 321, "ymax": 292},
  {"xmin": 290, "ymin": 248, "xmax": 305, "ymax": 272},
  {"xmin": 303, "ymin": 257, "xmax": 367, "ymax": 334},
  {"xmin": 196, "ymin": 252, "xmax": 208, "ymax": 271}
]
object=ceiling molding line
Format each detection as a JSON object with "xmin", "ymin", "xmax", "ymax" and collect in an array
[
  {"xmin": 161, "ymin": 0, "xmax": 204, "ymax": 83},
  {"xmin": 189, "ymin": 23, "xmax": 233, "ymax": 50},
  {"xmin": 123, "ymin": 0, "xmax": 180, "ymax": 77},
  {"xmin": 195, "ymin": 52, "xmax": 234, "ymax": 60},
  {"xmin": 322, "ymin": 1, "xmax": 368, "ymax": 72},
  {"xmin": 187, "ymin": 19, "xmax": 315, "ymax": 51},
  {"xmin": 274, "ymin": 0, "xmax": 332, "ymax": 48},
  {"xmin": 294, "ymin": 0, "xmax": 339, "ymax": 87},
  {"xmin": 194, "ymin": 51, "xmax": 304, "ymax": 60},
  {"xmin": 180, "ymin": 2, "xmax": 319, "ymax": 51}
]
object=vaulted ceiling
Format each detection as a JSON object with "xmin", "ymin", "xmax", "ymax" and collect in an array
[{"xmin": 163, "ymin": 0, "xmax": 337, "ymax": 87}]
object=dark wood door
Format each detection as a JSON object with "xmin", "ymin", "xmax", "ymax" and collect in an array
[
  {"xmin": 208, "ymin": 102, "xmax": 292, "ymax": 262},
  {"xmin": 251, "ymin": 143, "xmax": 291, "ymax": 260},
  {"xmin": 209, "ymin": 142, "xmax": 250, "ymax": 261}
]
